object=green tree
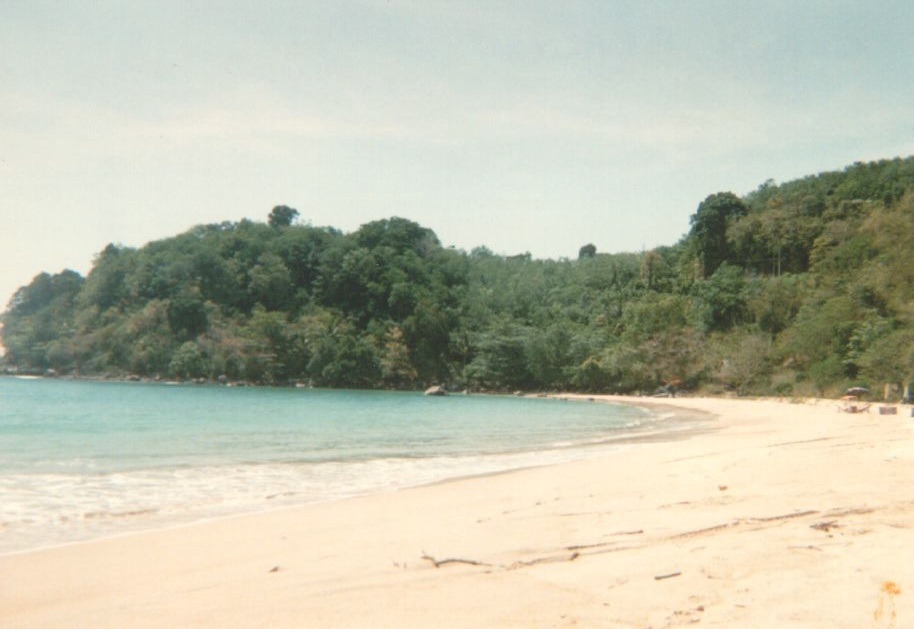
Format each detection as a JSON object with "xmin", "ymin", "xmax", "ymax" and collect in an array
[
  {"xmin": 242, "ymin": 308, "xmax": 291, "ymax": 384},
  {"xmin": 578, "ymin": 243, "xmax": 596, "ymax": 259},
  {"xmin": 779, "ymin": 295, "xmax": 858, "ymax": 382},
  {"xmin": 167, "ymin": 295, "xmax": 208, "ymax": 341},
  {"xmin": 169, "ymin": 341, "xmax": 209, "ymax": 380},
  {"xmin": 247, "ymin": 252, "xmax": 292, "ymax": 311},
  {"xmin": 125, "ymin": 300, "xmax": 174, "ymax": 375},
  {"xmin": 1, "ymin": 270, "xmax": 85, "ymax": 371},
  {"xmin": 380, "ymin": 326, "xmax": 418, "ymax": 389},
  {"xmin": 465, "ymin": 319, "xmax": 533, "ymax": 390},
  {"xmin": 858, "ymin": 327, "xmax": 914, "ymax": 396},
  {"xmin": 268, "ymin": 205, "xmax": 299, "ymax": 228},
  {"xmin": 714, "ymin": 332, "xmax": 772, "ymax": 395},
  {"xmin": 79, "ymin": 244, "xmax": 135, "ymax": 312},
  {"xmin": 354, "ymin": 217, "xmax": 440, "ymax": 255},
  {"xmin": 691, "ymin": 263, "xmax": 748, "ymax": 331},
  {"xmin": 307, "ymin": 323, "xmax": 380, "ymax": 388},
  {"xmin": 688, "ymin": 192, "xmax": 748, "ymax": 277},
  {"xmin": 571, "ymin": 355, "xmax": 613, "ymax": 392}
]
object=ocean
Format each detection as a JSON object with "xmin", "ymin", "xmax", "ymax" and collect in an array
[{"xmin": 0, "ymin": 376, "xmax": 693, "ymax": 555}]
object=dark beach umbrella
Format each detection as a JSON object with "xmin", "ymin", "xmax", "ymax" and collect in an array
[{"xmin": 845, "ymin": 387, "xmax": 870, "ymax": 396}]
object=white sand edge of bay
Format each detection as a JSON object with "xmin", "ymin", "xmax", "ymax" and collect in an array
[{"xmin": 2, "ymin": 395, "xmax": 914, "ymax": 628}]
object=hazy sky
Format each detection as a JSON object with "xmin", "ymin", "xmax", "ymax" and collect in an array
[{"xmin": 3, "ymin": 1, "xmax": 913, "ymax": 311}]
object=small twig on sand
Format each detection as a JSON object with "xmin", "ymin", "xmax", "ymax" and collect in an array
[
  {"xmin": 614, "ymin": 529, "xmax": 644, "ymax": 536},
  {"xmin": 753, "ymin": 509, "xmax": 818, "ymax": 523},
  {"xmin": 654, "ymin": 571, "xmax": 682, "ymax": 581},
  {"xmin": 421, "ymin": 549, "xmax": 585, "ymax": 571},
  {"xmin": 421, "ymin": 554, "xmax": 490, "ymax": 569}
]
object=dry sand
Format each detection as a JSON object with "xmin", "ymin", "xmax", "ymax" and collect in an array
[{"xmin": 2, "ymin": 396, "xmax": 914, "ymax": 628}]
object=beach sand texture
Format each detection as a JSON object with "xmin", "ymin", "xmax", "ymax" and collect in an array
[{"xmin": 2, "ymin": 396, "xmax": 913, "ymax": 628}]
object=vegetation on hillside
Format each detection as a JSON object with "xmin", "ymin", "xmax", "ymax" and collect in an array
[{"xmin": 4, "ymin": 158, "xmax": 914, "ymax": 398}]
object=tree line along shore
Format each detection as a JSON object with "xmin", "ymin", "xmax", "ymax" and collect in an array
[{"xmin": 3, "ymin": 157, "xmax": 914, "ymax": 399}]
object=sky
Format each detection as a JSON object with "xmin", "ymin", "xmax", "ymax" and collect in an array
[{"xmin": 2, "ymin": 0, "xmax": 914, "ymax": 313}]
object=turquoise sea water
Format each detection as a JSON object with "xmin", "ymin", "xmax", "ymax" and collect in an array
[{"xmin": 0, "ymin": 377, "xmax": 693, "ymax": 555}]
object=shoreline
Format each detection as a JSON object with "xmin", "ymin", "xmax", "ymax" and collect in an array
[
  {"xmin": 0, "ymin": 392, "xmax": 703, "ymax": 559},
  {"xmin": 3, "ymin": 396, "xmax": 914, "ymax": 627}
]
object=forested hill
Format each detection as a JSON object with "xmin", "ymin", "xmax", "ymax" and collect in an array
[{"xmin": 4, "ymin": 157, "xmax": 914, "ymax": 398}]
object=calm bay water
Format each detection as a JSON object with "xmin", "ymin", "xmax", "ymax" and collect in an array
[{"xmin": 0, "ymin": 377, "xmax": 687, "ymax": 555}]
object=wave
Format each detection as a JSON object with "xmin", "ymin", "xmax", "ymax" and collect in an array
[{"xmin": 0, "ymin": 382, "xmax": 707, "ymax": 555}]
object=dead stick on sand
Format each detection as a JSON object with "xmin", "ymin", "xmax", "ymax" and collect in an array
[
  {"xmin": 422, "ymin": 550, "xmax": 584, "ymax": 571},
  {"xmin": 654, "ymin": 571, "xmax": 682, "ymax": 580},
  {"xmin": 421, "ymin": 554, "xmax": 491, "ymax": 569},
  {"xmin": 752, "ymin": 509, "xmax": 818, "ymax": 522}
]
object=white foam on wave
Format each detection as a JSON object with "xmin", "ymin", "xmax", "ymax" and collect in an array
[
  {"xmin": 0, "ymin": 440, "xmax": 637, "ymax": 556},
  {"xmin": 0, "ymin": 388, "xmax": 705, "ymax": 556}
]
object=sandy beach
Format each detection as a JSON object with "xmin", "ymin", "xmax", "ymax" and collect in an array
[{"xmin": 3, "ymin": 395, "xmax": 913, "ymax": 628}]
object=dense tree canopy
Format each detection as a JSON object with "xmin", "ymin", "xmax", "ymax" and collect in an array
[{"xmin": 4, "ymin": 157, "xmax": 914, "ymax": 399}]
